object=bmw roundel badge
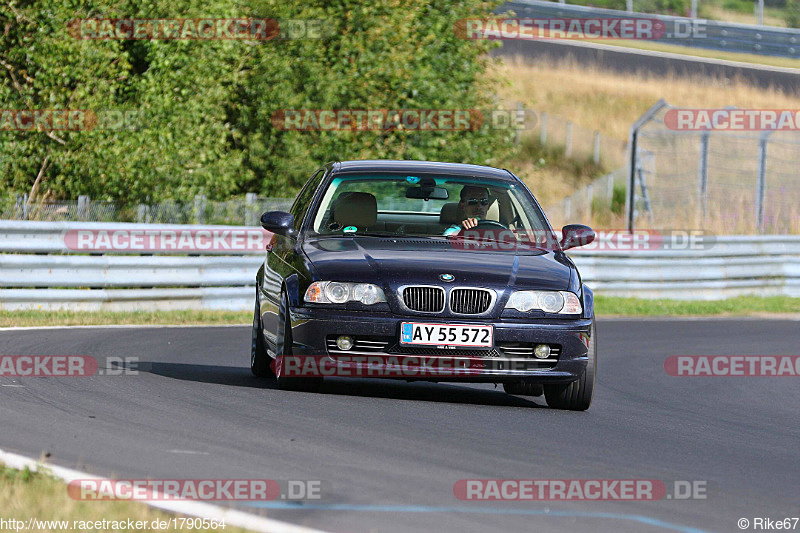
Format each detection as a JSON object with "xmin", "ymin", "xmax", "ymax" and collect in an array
[{"xmin": 440, "ymin": 273, "xmax": 455, "ymax": 282}]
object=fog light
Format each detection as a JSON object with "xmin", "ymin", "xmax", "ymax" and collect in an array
[
  {"xmin": 336, "ymin": 335, "xmax": 354, "ymax": 351},
  {"xmin": 533, "ymin": 344, "xmax": 551, "ymax": 359}
]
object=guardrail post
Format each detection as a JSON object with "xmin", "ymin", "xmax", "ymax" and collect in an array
[
  {"xmin": 565, "ymin": 121, "xmax": 573, "ymax": 157},
  {"xmin": 194, "ymin": 195, "xmax": 207, "ymax": 224},
  {"xmin": 756, "ymin": 132, "xmax": 769, "ymax": 232},
  {"xmin": 540, "ymin": 112, "xmax": 547, "ymax": 146},
  {"xmin": 593, "ymin": 131, "xmax": 601, "ymax": 164},
  {"xmin": 77, "ymin": 195, "xmax": 90, "ymax": 221},
  {"xmin": 697, "ymin": 131, "xmax": 709, "ymax": 221},
  {"xmin": 245, "ymin": 192, "xmax": 258, "ymax": 226}
]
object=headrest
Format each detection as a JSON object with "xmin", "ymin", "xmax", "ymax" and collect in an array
[
  {"xmin": 332, "ymin": 192, "xmax": 377, "ymax": 228},
  {"xmin": 439, "ymin": 203, "xmax": 464, "ymax": 225}
]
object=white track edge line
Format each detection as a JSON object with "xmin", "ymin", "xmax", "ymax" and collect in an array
[{"xmin": 0, "ymin": 449, "xmax": 328, "ymax": 533}]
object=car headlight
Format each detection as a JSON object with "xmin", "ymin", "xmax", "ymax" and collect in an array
[
  {"xmin": 505, "ymin": 291, "xmax": 582, "ymax": 314},
  {"xmin": 304, "ymin": 281, "xmax": 387, "ymax": 305}
]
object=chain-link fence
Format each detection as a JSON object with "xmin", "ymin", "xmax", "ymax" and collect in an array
[
  {"xmin": 545, "ymin": 167, "xmax": 628, "ymax": 228},
  {"xmin": 1, "ymin": 194, "xmax": 294, "ymax": 226},
  {"xmin": 627, "ymin": 100, "xmax": 800, "ymax": 234},
  {"xmin": 529, "ymin": 110, "xmax": 628, "ymax": 170}
]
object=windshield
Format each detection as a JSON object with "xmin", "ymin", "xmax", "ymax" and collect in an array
[{"xmin": 309, "ymin": 173, "xmax": 557, "ymax": 247}]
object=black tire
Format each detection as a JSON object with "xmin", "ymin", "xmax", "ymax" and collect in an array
[
  {"xmin": 503, "ymin": 381, "xmax": 543, "ymax": 397},
  {"xmin": 251, "ymin": 296, "xmax": 274, "ymax": 378},
  {"xmin": 275, "ymin": 290, "xmax": 323, "ymax": 393},
  {"xmin": 544, "ymin": 321, "xmax": 596, "ymax": 411}
]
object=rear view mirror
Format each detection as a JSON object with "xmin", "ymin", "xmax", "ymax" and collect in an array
[{"xmin": 406, "ymin": 186, "xmax": 449, "ymax": 200}]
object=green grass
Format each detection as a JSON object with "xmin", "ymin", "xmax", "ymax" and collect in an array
[
  {"xmin": 0, "ymin": 464, "xmax": 252, "ymax": 532},
  {"xmin": 0, "ymin": 309, "xmax": 251, "ymax": 328},
  {"xmin": 595, "ymin": 295, "xmax": 800, "ymax": 316},
  {"xmin": 1, "ymin": 297, "xmax": 799, "ymax": 327}
]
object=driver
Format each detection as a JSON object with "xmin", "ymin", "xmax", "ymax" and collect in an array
[{"xmin": 443, "ymin": 185, "xmax": 491, "ymax": 236}]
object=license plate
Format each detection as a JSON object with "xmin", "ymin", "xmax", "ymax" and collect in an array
[{"xmin": 400, "ymin": 322, "xmax": 493, "ymax": 348}]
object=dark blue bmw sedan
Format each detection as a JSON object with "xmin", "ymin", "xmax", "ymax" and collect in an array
[{"xmin": 252, "ymin": 160, "xmax": 597, "ymax": 410}]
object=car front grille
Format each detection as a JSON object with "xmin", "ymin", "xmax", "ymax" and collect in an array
[
  {"xmin": 450, "ymin": 288, "xmax": 493, "ymax": 314},
  {"xmin": 402, "ymin": 286, "xmax": 445, "ymax": 313}
]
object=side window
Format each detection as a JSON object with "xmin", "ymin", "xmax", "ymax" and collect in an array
[{"xmin": 290, "ymin": 169, "xmax": 325, "ymax": 229}]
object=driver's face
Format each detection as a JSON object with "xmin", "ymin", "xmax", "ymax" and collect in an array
[{"xmin": 461, "ymin": 191, "xmax": 489, "ymax": 219}]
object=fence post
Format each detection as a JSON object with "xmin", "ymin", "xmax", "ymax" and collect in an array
[
  {"xmin": 697, "ymin": 131, "xmax": 709, "ymax": 221},
  {"xmin": 607, "ymin": 173, "xmax": 615, "ymax": 208},
  {"xmin": 756, "ymin": 132, "xmax": 769, "ymax": 232},
  {"xmin": 586, "ymin": 184, "xmax": 593, "ymax": 222},
  {"xmin": 564, "ymin": 197, "xmax": 571, "ymax": 221},
  {"xmin": 246, "ymin": 192, "xmax": 258, "ymax": 226},
  {"xmin": 626, "ymin": 99, "xmax": 668, "ymax": 233},
  {"xmin": 627, "ymin": 0, "xmax": 633, "ymax": 12},
  {"xmin": 565, "ymin": 121, "xmax": 573, "ymax": 157},
  {"xmin": 593, "ymin": 131, "xmax": 601, "ymax": 165},
  {"xmin": 515, "ymin": 102, "xmax": 524, "ymax": 144},
  {"xmin": 77, "ymin": 195, "xmax": 90, "ymax": 221},
  {"xmin": 194, "ymin": 195, "xmax": 207, "ymax": 224},
  {"xmin": 137, "ymin": 204, "xmax": 148, "ymax": 223},
  {"xmin": 539, "ymin": 112, "xmax": 547, "ymax": 146}
]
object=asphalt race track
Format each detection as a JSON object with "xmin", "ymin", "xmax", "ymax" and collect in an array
[
  {"xmin": 1, "ymin": 319, "xmax": 798, "ymax": 533},
  {"xmin": 494, "ymin": 40, "xmax": 800, "ymax": 94}
]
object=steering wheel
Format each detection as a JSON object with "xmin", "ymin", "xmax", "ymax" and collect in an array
[{"xmin": 474, "ymin": 220, "xmax": 509, "ymax": 230}]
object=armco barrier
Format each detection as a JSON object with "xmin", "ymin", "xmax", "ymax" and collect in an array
[
  {"xmin": 0, "ymin": 221, "xmax": 798, "ymax": 310},
  {"xmin": 501, "ymin": 0, "xmax": 800, "ymax": 58}
]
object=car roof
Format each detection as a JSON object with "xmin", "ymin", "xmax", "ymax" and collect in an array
[{"xmin": 330, "ymin": 160, "xmax": 518, "ymax": 182}]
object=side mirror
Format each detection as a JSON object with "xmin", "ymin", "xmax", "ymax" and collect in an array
[
  {"xmin": 560, "ymin": 224, "xmax": 595, "ymax": 251},
  {"xmin": 260, "ymin": 211, "xmax": 297, "ymax": 238}
]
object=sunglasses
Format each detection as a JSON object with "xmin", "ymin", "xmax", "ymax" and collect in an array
[{"xmin": 466, "ymin": 198, "xmax": 490, "ymax": 206}]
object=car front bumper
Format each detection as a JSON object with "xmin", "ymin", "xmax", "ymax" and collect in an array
[{"xmin": 283, "ymin": 307, "xmax": 593, "ymax": 384}]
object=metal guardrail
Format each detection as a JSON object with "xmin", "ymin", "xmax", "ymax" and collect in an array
[
  {"xmin": 502, "ymin": 0, "xmax": 800, "ymax": 58},
  {"xmin": 0, "ymin": 222, "xmax": 798, "ymax": 310}
]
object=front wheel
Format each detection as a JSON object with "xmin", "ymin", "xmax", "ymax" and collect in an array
[
  {"xmin": 275, "ymin": 291, "xmax": 323, "ymax": 393},
  {"xmin": 544, "ymin": 321, "xmax": 596, "ymax": 411}
]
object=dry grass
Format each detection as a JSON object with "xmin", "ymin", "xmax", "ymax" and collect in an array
[
  {"xmin": 493, "ymin": 56, "xmax": 800, "ymax": 141},
  {"xmin": 589, "ymin": 38, "xmax": 800, "ymax": 68},
  {"xmin": 493, "ymin": 56, "xmax": 800, "ymax": 233},
  {"xmin": 0, "ymin": 465, "xmax": 252, "ymax": 533}
]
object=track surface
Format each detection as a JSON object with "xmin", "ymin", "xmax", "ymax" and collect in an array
[
  {"xmin": 1, "ymin": 320, "xmax": 798, "ymax": 532},
  {"xmin": 495, "ymin": 39, "xmax": 800, "ymax": 94}
]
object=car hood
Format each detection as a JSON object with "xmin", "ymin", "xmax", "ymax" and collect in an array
[{"xmin": 301, "ymin": 237, "xmax": 573, "ymax": 292}]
